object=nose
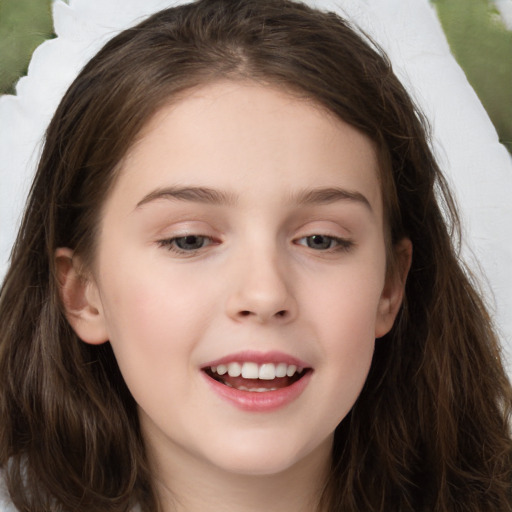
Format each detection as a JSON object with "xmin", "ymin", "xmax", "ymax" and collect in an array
[{"xmin": 225, "ymin": 246, "xmax": 297, "ymax": 324}]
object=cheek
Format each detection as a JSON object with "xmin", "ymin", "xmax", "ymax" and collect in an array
[
  {"xmin": 316, "ymin": 288, "xmax": 377, "ymax": 383},
  {"xmin": 305, "ymin": 258, "xmax": 386, "ymax": 343},
  {"xmin": 100, "ymin": 248, "xmax": 212, "ymax": 334},
  {"xmin": 96, "ymin": 258, "xmax": 213, "ymax": 390},
  {"xmin": 98, "ymin": 279, "xmax": 204, "ymax": 423},
  {"xmin": 301, "ymin": 263, "xmax": 385, "ymax": 417}
]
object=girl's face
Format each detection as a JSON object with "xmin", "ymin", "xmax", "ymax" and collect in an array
[{"xmin": 64, "ymin": 81, "xmax": 408, "ymax": 478}]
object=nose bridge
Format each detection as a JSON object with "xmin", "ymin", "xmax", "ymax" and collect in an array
[{"xmin": 225, "ymin": 234, "xmax": 296, "ymax": 323}]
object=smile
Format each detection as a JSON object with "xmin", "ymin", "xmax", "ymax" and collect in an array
[
  {"xmin": 201, "ymin": 352, "xmax": 313, "ymax": 411},
  {"xmin": 206, "ymin": 362, "xmax": 306, "ymax": 392}
]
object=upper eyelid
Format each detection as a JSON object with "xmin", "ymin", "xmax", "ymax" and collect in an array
[
  {"xmin": 292, "ymin": 230, "xmax": 352, "ymax": 242},
  {"xmin": 157, "ymin": 233, "xmax": 353, "ymax": 247},
  {"xmin": 156, "ymin": 226, "xmax": 351, "ymax": 239},
  {"xmin": 155, "ymin": 223, "xmax": 219, "ymax": 239},
  {"xmin": 157, "ymin": 235, "xmax": 217, "ymax": 255},
  {"xmin": 294, "ymin": 234, "xmax": 351, "ymax": 241},
  {"xmin": 153, "ymin": 219, "xmax": 353, "ymax": 242},
  {"xmin": 294, "ymin": 234, "xmax": 354, "ymax": 247},
  {"xmin": 158, "ymin": 233, "xmax": 217, "ymax": 244}
]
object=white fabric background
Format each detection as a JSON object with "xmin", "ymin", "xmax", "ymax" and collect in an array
[{"xmin": 0, "ymin": 0, "xmax": 511, "ymax": 376}]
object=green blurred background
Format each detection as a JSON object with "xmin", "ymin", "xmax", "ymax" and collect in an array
[{"xmin": 0, "ymin": 0, "xmax": 511, "ymax": 152}]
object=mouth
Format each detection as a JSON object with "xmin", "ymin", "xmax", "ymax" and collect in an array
[{"xmin": 202, "ymin": 361, "xmax": 311, "ymax": 393}]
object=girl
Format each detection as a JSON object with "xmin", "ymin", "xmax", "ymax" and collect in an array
[{"xmin": 1, "ymin": 0, "xmax": 511, "ymax": 510}]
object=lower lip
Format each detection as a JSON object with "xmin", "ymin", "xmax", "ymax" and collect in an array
[{"xmin": 201, "ymin": 371, "xmax": 312, "ymax": 412}]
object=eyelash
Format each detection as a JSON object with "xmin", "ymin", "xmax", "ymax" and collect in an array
[
  {"xmin": 158, "ymin": 235, "xmax": 215, "ymax": 255},
  {"xmin": 295, "ymin": 234, "xmax": 354, "ymax": 252},
  {"xmin": 157, "ymin": 234, "xmax": 354, "ymax": 255}
]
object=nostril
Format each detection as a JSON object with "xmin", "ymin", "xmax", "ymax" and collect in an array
[{"xmin": 237, "ymin": 309, "xmax": 288, "ymax": 319}]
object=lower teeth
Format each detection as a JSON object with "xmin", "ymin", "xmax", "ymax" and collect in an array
[{"xmin": 224, "ymin": 382, "xmax": 278, "ymax": 392}]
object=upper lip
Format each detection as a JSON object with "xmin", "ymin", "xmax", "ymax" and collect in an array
[{"xmin": 201, "ymin": 350, "xmax": 311, "ymax": 369}]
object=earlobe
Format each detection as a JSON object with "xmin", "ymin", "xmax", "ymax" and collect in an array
[
  {"xmin": 375, "ymin": 238, "xmax": 412, "ymax": 338},
  {"xmin": 55, "ymin": 248, "xmax": 109, "ymax": 345}
]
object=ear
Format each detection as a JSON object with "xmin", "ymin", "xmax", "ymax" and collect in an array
[
  {"xmin": 55, "ymin": 248, "xmax": 109, "ymax": 345},
  {"xmin": 375, "ymin": 238, "xmax": 412, "ymax": 339}
]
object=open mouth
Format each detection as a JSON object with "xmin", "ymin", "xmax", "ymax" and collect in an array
[{"xmin": 203, "ymin": 362, "xmax": 310, "ymax": 392}]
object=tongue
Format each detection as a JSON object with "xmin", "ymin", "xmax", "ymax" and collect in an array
[{"xmin": 221, "ymin": 375, "xmax": 293, "ymax": 390}]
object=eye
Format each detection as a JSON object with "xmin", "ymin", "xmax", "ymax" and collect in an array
[
  {"xmin": 158, "ymin": 235, "xmax": 214, "ymax": 253},
  {"xmin": 296, "ymin": 234, "xmax": 353, "ymax": 252},
  {"xmin": 174, "ymin": 235, "xmax": 209, "ymax": 250}
]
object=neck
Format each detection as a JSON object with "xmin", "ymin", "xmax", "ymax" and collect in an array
[{"xmin": 147, "ymin": 432, "xmax": 332, "ymax": 512}]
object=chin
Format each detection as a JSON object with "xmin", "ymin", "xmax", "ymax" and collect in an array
[
  {"xmin": 202, "ymin": 433, "xmax": 333, "ymax": 478},
  {"xmin": 213, "ymin": 453, "xmax": 304, "ymax": 477}
]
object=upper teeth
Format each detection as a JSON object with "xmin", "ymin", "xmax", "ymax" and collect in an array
[{"xmin": 210, "ymin": 362, "xmax": 303, "ymax": 380}]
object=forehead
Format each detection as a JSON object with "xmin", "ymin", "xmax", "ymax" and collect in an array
[{"xmin": 111, "ymin": 80, "xmax": 382, "ymax": 215}]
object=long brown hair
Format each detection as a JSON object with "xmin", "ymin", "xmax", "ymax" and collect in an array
[{"xmin": 1, "ymin": 1, "xmax": 511, "ymax": 510}]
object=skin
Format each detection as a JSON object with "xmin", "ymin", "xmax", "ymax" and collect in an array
[{"xmin": 57, "ymin": 81, "xmax": 411, "ymax": 512}]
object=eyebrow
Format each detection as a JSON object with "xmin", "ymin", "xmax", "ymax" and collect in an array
[
  {"xmin": 136, "ymin": 186, "xmax": 237, "ymax": 208},
  {"xmin": 135, "ymin": 185, "xmax": 372, "ymax": 211},
  {"xmin": 290, "ymin": 187, "xmax": 373, "ymax": 211}
]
